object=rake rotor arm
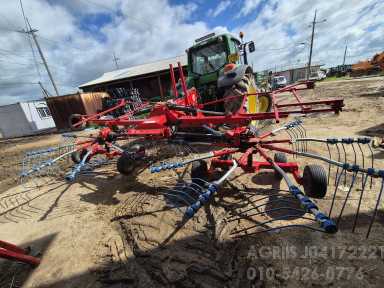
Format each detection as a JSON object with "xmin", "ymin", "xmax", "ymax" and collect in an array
[
  {"xmin": 297, "ymin": 151, "xmax": 382, "ymax": 177},
  {"xmin": 257, "ymin": 146, "xmax": 337, "ymax": 233},
  {"xmin": 184, "ymin": 160, "xmax": 238, "ymax": 219}
]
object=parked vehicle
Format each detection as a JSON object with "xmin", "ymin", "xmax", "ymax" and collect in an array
[
  {"xmin": 272, "ymin": 75, "xmax": 287, "ymax": 89},
  {"xmin": 309, "ymin": 70, "xmax": 326, "ymax": 81}
]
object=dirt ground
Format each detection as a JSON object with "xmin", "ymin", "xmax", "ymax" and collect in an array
[{"xmin": 1, "ymin": 76, "xmax": 384, "ymax": 288}]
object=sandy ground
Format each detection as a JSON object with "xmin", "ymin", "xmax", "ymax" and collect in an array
[{"xmin": 1, "ymin": 76, "xmax": 384, "ymax": 288}]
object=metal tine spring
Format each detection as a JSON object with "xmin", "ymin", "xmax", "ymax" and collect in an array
[
  {"xmin": 328, "ymin": 167, "xmax": 345, "ymax": 217},
  {"xmin": 326, "ymin": 143, "xmax": 332, "ymax": 185},
  {"xmin": 156, "ymin": 178, "xmax": 207, "ymax": 210},
  {"xmin": 341, "ymin": 143, "xmax": 348, "ymax": 186},
  {"xmin": 368, "ymin": 143, "xmax": 374, "ymax": 188},
  {"xmin": 231, "ymin": 214, "xmax": 320, "ymax": 238},
  {"xmin": 366, "ymin": 177, "xmax": 384, "ymax": 238},
  {"xmin": 297, "ymin": 121, "xmax": 308, "ymax": 152},
  {"xmin": 352, "ymin": 173, "xmax": 369, "ymax": 233},
  {"xmin": 227, "ymin": 193, "xmax": 298, "ymax": 221},
  {"xmin": 334, "ymin": 143, "xmax": 342, "ymax": 186},
  {"xmin": 336, "ymin": 170, "xmax": 359, "ymax": 226},
  {"xmin": 295, "ymin": 122, "xmax": 306, "ymax": 152},
  {"xmin": 356, "ymin": 142, "xmax": 366, "ymax": 190},
  {"xmin": 289, "ymin": 126, "xmax": 300, "ymax": 152},
  {"xmin": 284, "ymin": 129, "xmax": 296, "ymax": 158}
]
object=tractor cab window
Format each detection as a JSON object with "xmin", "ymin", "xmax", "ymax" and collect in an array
[
  {"xmin": 228, "ymin": 38, "xmax": 241, "ymax": 63},
  {"xmin": 191, "ymin": 42, "xmax": 227, "ymax": 75},
  {"xmin": 229, "ymin": 39, "xmax": 240, "ymax": 55}
]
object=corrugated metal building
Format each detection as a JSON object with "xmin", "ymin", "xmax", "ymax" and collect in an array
[
  {"xmin": 46, "ymin": 92, "xmax": 108, "ymax": 130},
  {"xmin": 0, "ymin": 100, "xmax": 56, "ymax": 139},
  {"xmin": 79, "ymin": 55, "xmax": 188, "ymax": 100}
]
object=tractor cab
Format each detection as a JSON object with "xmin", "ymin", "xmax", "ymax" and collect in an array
[
  {"xmin": 183, "ymin": 33, "xmax": 271, "ymax": 114},
  {"xmin": 189, "ymin": 33, "xmax": 242, "ymax": 76}
]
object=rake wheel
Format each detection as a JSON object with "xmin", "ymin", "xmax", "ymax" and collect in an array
[
  {"xmin": 71, "ymin": 149, "xmax": 89, "ymax": 164},
  {"xmin": 273, "ymin": 152, "xmax": 287, "ymax": 180},
  {"xmin": 68, "ymin": 114, "xmax": 85, "ymax": 131},
  {"xmin": 117, "ymin": 144, "xmax": 146, "ymax": 175},
  {"xmin": 191, "ymin": 160, "xmax": 208, "ymax": 186},
  {"xmin": 302, "ymin": 164, "xmax": 327, "ymax": 199}
]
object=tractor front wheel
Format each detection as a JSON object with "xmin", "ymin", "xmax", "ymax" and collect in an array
[
  {"xmin": 302, "ymin": 165, "xmax": 327, "ymax": 199},
  {"xmin": 223, "ymin": 73, "xmax": 272, "ymax": 114}
]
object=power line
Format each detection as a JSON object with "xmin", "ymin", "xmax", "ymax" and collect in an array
[
  {"xmin": 19, "ymin": 0, "xmax": 42, "ymax": 81},
  {"xmin": 306, "ymin": 9, "xmax": 326, "ymax": 79},
  {"xmin": 18, "ymin": 0, "xmax": 59, "ymax": 96}
]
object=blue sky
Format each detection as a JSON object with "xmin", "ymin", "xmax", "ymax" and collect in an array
[{"xmin": 0, "ymin": 0, "xmax": 383, "ymax": 105}]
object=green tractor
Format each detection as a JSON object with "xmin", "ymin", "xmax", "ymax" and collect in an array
[{"xmin": 181, "ymin": 32, "xmax": 272, "ymax": 114}]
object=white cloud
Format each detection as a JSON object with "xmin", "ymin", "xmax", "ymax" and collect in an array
[
  {"xmin": 238, "ymin": 0, "xmax": 262, "ymax": 17},
  {"xmin": 208, "ymin": 0, "xmax": 231, "ymax": 17},
  {"xmin": 0, "ymin": 0, "xmax": 226, "ymax": 105},
  {"xmin": 236, "ymin": 0, "xmax": 384, "ymax": 71},
  {"xmin": 0, "ymin": 0, "xmax": 382, "ymax": 105}
]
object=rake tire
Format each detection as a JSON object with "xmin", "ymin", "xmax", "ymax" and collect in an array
[
  {"xmin": 68, "ymin": 114, "xmax": 85, "ymax": 131},
  {"xmin": 274, "ymin": 152, "xmax": 287, "ymax": 180},
  {"xmin": 191, "ymin": 160, "xmax": 208, "ymax": 187},
  {"xmin": 117, "ymin": 144, "xmax": 146, "ymax": 176},
  {"xmin": 302, "ymin": 164, "xmax": 327, "ymax": 199},
  {"xmin": 71, "ymin": 149, "xmax": 89, "ymax": 164}
]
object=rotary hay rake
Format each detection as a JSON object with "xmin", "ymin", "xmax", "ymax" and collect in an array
[
  {"xmin": 13, "ymin": 62, "xmax": 384, "ymax": 251},
  {"xmin": 148, "ymin": 118, "xmax": 383, "ymax": 242}
]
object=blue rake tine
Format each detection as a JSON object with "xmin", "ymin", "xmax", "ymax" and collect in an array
[
  {"xmin": 366, "ymin": 177, "xmax": 384, "ymax": 238},
  {"xmin": 336, "ymin": 171, "xmax": 358, "ymax": 226},
  {"xmin": 352, "ymin": 173, "xmax": 369, "ymax": 233}
]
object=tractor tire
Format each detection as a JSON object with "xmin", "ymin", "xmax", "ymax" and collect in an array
[
  {"xmin": 71, "ymin": 149, "xmax": 89, "ymax": 164},
  {"xmin": 117, "ymin": 144, "xmax": 146, "ymax": 176},
  {"xmin": 191, "ymin": 160, "xmax": 208, "ymax": 187},
  {"xmin": 68, "ymin": 114, "xmax": 86, "ymax": 131},
  {"xmin": 273, "ymin": 152, "xmax": 287, "ymax": 180},
  {"xmin": 223, "ymin": 73, "xmax": 272, "ymax": 115},
  {"xmin": 302, "ymin": 164, "xmax": 327, "ymax": 199}
]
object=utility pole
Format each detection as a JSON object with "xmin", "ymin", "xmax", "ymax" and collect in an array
[
  {"xmin": 113, "ymin": 52, "xmax": 120, "ymax": 69},
  {"xmin": 306, "ymin": 10, "xmax": 326, "ymax": 80},
  {"xmin": 342, "ymin": 44, "xmax": 348, "ymax": 66},
  {"xmin": 26, "ymin": 25, "xmax": 59, "ymax": 96},
  {"xmin": 18, "ymin": 0, "xmax": 59, "ymax": 96}
]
